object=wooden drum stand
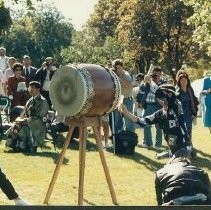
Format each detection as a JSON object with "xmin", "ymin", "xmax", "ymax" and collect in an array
[{"xmin": 43, "ymin": 116, "xmax": 118, "ymax": 206}]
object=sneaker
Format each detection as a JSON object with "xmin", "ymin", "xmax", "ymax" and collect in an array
[
  {"xmin": 141, "ymin": 143, "xmax": 152, "ymax": 148},
  {"xmin": 141, "ymin": 143, "xmax": 148, "ymax": 148},
  {"xmin": 14, "ymin": 198, "xmax": 30, "ymax": 206},
  {"xmin": 155, "ymin": 151, "xmax": 170, "ymax": 159},
  {"xmin": 154, "ymin": 146, "xmax": 162, "ymax": 151}
]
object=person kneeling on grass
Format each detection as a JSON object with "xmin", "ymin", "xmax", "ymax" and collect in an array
[
  {"xmin": 5, "ymin": 81, "xmax": 49, "ymax": 153},
  {"xmin": 0, "ymin": 167, "xmax": 30, "ymax": 205},
  {"xmin": 119, "ymin": 84, "xmax": 194, "ymax": 157},
  {"xmin": 155, "ymin": 148, "xmax": 211, "ymax": 205}
]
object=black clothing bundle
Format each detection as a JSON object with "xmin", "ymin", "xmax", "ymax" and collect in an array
[{"xmin": 155, "ymin": 160, "xmax": 211, "ymax": 205}]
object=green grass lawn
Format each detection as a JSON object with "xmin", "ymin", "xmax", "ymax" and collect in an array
[{"xmin": 0, "ymin": 118, "xmax": 210, "ymax": 206}]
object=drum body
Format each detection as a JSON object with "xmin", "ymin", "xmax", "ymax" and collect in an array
[{"xmin": 50, "ymin": 64, "xmax": 121, "ymax": 118}]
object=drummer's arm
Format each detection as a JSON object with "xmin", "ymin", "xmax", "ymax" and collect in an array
[
  {"xmin": 120, "ymin": 104, "xmax": 160, "ymax": 127},
  {"xmin": 120, "ymin": 104, "xmax": 138, "ymax": 122},
  {"xmin": 120, "ymin": 104, "xmax": 148, "ymax": 127}
]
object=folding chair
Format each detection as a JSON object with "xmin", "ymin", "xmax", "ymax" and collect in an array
[{"xmin": 0, "ymin": 96, "xmax": 11, "ymax": 136}]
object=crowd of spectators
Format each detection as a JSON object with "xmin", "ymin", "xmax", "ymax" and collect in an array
[
  {"xmin": 0, "ymin": 47, "xmax": 211, "ymax": 206},
  {"xmin": 0, "ymin": 47, "xmax": 56, "ymax": 153},
  {"xmin": 0, "ymin": 47, "xmax": 210, "ymax": 153}
]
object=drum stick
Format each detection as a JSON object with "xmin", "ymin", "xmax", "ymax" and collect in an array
[{"xmin": 147, "ymin": 63, "xmax": 154, "ymax": 76}]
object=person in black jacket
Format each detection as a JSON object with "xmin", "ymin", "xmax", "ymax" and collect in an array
[
  {"xmin": 120, "ymin": 84, "xmax": 192, "ymax": 155},
  {"xmin": 155, "ymin": 148, "xmax": 211, "ymax": 205},
  {"xmin": 35, "ymin": 57, "xmax": 56, "ymax": 109},
  {"xmin": 22, "ymin": 55, "xmax": 37, "ymax": 83},
  {"xmin": 0, "ymin": 167, "xmax": 29, "ymax": 205}
]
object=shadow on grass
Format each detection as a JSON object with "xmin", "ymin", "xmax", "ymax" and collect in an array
[
  {"xmin": 106, "ymin": 147, "xmax": 165, "ymax": 171},
  {"xmin": 4, "ymin": 146, "xmax": 69, "ymax": 165},
  {"xmin": 195, "ymin": 148, "xmax": 211, "ymax": 160},
  {"xmin": 137, "ymin": 144, "xmax": 169, "ymax": 151},
  {"xmin": 24, "ymin": 137, "xmax": 98, "ymax": 164},
  {"xmin": 3, "ymin": 133, "xmax": 100, "ymax": 164},
  {"xmin": 192, "ymin": 149, "xmax": 211, "ymax": 169},
  {"xmin": 53, "ymin": 135, "xmax": 98, "ymax": 152},
  {"xmin": 25, "ymin": 151, "xmax": 71, "ymax": 165}
]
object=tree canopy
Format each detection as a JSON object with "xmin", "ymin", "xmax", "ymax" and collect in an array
[
  {"xmin": 1, "ymin": 4, "xmax": 74, "ymax": 67},
  {"xmin": 86, "ymin": 0, "xmax": 199, "ymax": 74},
  {"xmin": 183, "ymin": 0, "xmax": 211, "ymax": 56},
  {"xmin": 1, "ymin": 0, "xmax": 210, "ymax": 75},
  {"xmin": 0, "ymin": 1, "xmax": 12, "ymax": 35}
]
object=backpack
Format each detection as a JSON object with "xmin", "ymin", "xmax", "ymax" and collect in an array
[{"xmin": 113, "ymin": 130, "xmax": 138, "ymax": 155}]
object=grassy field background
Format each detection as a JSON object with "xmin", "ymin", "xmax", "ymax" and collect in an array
[{"xmin": 0, "ymin": 118, "xmax": 210, "ymax": 206}]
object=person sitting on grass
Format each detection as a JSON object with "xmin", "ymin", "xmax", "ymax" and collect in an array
[
  {"xmin": 155, "ymin": 148, "xmax": 211, "ymax": 205},
  {"xmin": 5, "ymin": 81, "xmax": 49, "ymax": 153},
  {"xmin": 119, "ymin": 84, "xmax": 193, "ymax": 157}
]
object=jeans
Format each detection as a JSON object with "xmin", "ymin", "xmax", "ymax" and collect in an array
[
  {"xmin": 114, "ymin": 97, "xmax": 134, "ymax": 134},
  {"xmin": 143, "ymin": 104, "xmax": 162, "ymax": 147}
]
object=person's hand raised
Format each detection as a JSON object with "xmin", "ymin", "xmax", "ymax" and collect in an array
[{"xmin": 144, "ymin": 75, "xmax": 151, "ymax": 84}]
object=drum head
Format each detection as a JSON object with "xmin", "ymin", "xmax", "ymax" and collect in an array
[{"xmin": 50, "ymin": 65, "xmax": 87, "ymax": 116}]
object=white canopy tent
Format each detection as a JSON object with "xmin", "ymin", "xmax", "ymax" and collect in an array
[{"xmin": 191, "ymin": 78, "xmax": 204, "ymax": 117}]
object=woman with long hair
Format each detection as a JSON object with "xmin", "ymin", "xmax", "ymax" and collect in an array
[{"xmin": 176, "ymin": 70, "xmax": 199, "ymax": 140}]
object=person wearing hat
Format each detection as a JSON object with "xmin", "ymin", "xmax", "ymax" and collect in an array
[
  {"xmin": 119, "ymin": 84, "xmax": 192, "ymax": 155},
  {"xmin": 155, "ymin": 148, "xmax": 211, "ymax": 205},
  {"xmin": 35, "ymin": 57, "xmax": 57, "ymax": 109},
  {"xmin": 201, "ymin": 69, "xmax": 211, "ymax": 134}
]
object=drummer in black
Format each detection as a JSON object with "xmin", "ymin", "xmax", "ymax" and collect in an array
[{"xmin": 119, "ymin": 84, "xmax": 192, "ymax": 155}]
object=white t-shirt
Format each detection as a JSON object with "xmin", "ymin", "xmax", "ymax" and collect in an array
[
  {"xmin": 4, "ymin": 68, "xmax": 14, "ymax": 83},
  {"xmin": 0, "ymin": 56, "xmax": 9, "ymax": 73},
  {"xmin": 0, "ymin": 71, "xmax": 5, "ymax": 96},
  {"xmin": 42, "ymin": 71, "xmax": 51, "ymax": 91}
]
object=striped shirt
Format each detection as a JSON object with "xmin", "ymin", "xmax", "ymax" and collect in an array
[{"xmin": 146, "ymin": 81, "xmax": 159, "ymax": 103}]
